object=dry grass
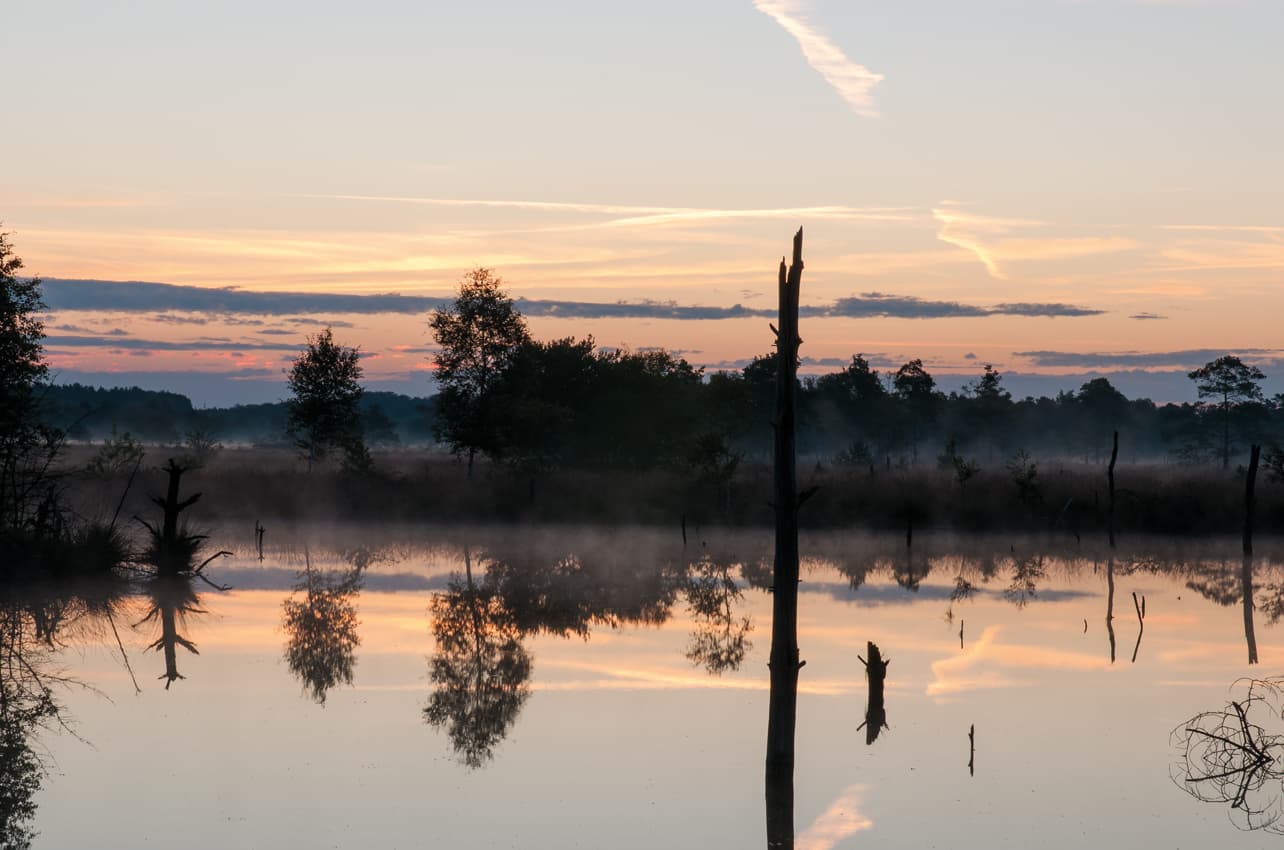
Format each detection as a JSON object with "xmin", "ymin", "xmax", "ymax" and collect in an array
[{"xmin": 52, "ymin": 446, "xmax": 1284, "ymax": 538}]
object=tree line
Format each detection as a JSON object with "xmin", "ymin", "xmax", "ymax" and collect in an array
[
  {"xmin": 408, "ymin": 269, "xmax": 1284, "ymax": 475},
  {"xmin": 12, "ymin": 248, "xmax": 1284, "ymax": 480}
]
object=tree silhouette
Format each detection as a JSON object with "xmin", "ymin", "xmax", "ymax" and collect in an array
[
  {"xmin": 893, "ymin": 359, "xmax": 938, "ymax": 463},
  {"xmin": 0, "ymin": 231, "xmax": 62, "ymax": 541},
  {"xmin": 429, "ymin": 269, "xmax": 531, "ymax": 474},
  {"xmin": 1188, "ymin": 355, "xmax": 1266, "ymax": 469},
  {"xmin": 282, "ymin": 551, "xmax": 365, "ymax": 705},
  {"xmin": 285, "ymin": 327, "xmax": 370, "ymax": 471},
  {"xmin": 136, "ymin": 576, "xmax": 207, "ymax": 688},
  {"xmin": 424, "ymin": 552, "xmax": 531, "ymax": 768}
]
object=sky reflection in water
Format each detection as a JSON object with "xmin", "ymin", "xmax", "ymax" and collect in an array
[{"xmin": 18, "ymin": 529, "xmax": 1284, "ymax": 849}]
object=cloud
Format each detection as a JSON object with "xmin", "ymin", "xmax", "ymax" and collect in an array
[
  {"xmin": 964, "ymin": 352, "xmax": 978, "ymax": 360},
  {"xmin": 52, "ymin": 323, "xmax": 130, "ymax": 335},
  {"xmin": 933, "ymin": 205, "xmax": 1136, "ymax": 280},
  {"xmin": 45, "ymin": 334, "xmax": 302, "ymax": 352},
  {"xmin": 814, "ymin": 293, "xmax": 987, "ymax": 319},
  {"xmin": 991, "ymin": 302, "xmax": 1105, "ymax": 317},
  {"xmin": 754, "ymin": 0, "xmax": 884, "ymax": 117},
  {"xmin": 813, "ymin": 293, "xmax": 1103, "ymax": 319},
  {"xmin": 705, "ymin": 354, "xmax": 898, "ymax": 371},
  {"xmin": 796, "ymin": 785, "xmax": 874, "ymax": 850},
  {"xmin": 40, "ymin": 278, "xmax": 1105, "ymax": 322},
  {"xmin": 303, "ymin": 193, "xmax": 911, "ymax": 227},
  {"xmin": 1128, "ymin": 312, "xmax": 1168, "ymax": 320},
  {"xmin": 1014, "ymin": 348, "xmax": 1281, "ymax": 369}
]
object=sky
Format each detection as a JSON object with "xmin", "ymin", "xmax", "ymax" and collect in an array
[{"xmin": 4, "ymin": 0, "xmax": 1282, "ymax": 405}]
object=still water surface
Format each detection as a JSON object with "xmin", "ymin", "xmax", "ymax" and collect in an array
[{"xmin": 17, "ymin": 527, "xmax": 1284, "ymax": 848}]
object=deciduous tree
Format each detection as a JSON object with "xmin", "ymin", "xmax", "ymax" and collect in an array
[
  {"xmin": 429, "ymin": 269, "xmax": 530, "ymax": 473},
  {"xmin": 285, "ymin": 327, "xmax": 369, "ymax": 471}
]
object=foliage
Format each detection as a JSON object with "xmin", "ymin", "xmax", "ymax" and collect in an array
[
  {"xmin": 1189, "ymin": 355, "xmax": 1267, "ymax": 468},
  {"xmin": 285, "ymin": 327, "xmax": 370, "ymax": 471},
  {"xmin": 1006, "ymin": 449, "xmax": 1041, "ymax": 505},
  {"xmin": 939, "ymin": 439, "xmax": 978, "ymax": 490},
  {"xmin": 1265, "ymin": 445, "xmax": 1284, "ymax": 484},
  {"xmin": 85, "ymin": 425, "xmax": 145, "ymax": 477},
  {"xmin": 834, "ymin": 440, "xmax": 874, "ymax": 468},
  {"xmin": 177, "ymin": 426, "xmax": 222, "ymax": 469},
  {"xmin": 282, "ymin": 560, "xmax": 363, "ymax": 705},
  {"xmin": 429, "ymin": 269, "xmax": 531, "ymax": 470},
  {"xmin": 424, "ymin": 567, "xmax": 532, "ymax": 768},
  {"xmin": 682, "ymin": 555, "xmax": 752, "ymax": 675},
  {"xmin": 0, "ymin": 232, "xmax": 63, "ymax": 537}
]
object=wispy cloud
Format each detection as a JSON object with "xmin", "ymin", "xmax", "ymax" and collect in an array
[
  {"xmin": 1014, "ymin": 348, "xmax": 1282, "ymax": 368},
  {"xmin": 41, "ymin": 279, "xmax": 1105, "ymax": 322},
  {"xmin": 933, "ymin": 205, "xmax": 1137, "ymax": 280},
  {"xmin": 45, "ymin": 334, "xmax": 302, "ymax": 352},
  {"xmin": 753, "ymin": 0, "xmax": 884, "ymax": 117},
  {"xmin": 305, "ymin": 193, "xmax": 913, "ymax": 228},
  {"xmin": 797, "ymin": 785, "xmax": 874, "ymax": 850}
]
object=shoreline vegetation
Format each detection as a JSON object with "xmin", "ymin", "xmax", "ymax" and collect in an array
[
  {"xmin": 57, "ymin": 445, "xmax": 1284, "ymax": 537},
  {"xmin": 4, "ymin": 231, "xmax": 1284, "ymax": 582}
]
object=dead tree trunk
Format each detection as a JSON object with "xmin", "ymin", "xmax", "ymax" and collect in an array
[
  {"xmin": 1244, "ymin": 444, "xmax": 1260, "ymax": 556},
  {"xmin": 766, "ymin": 229, "xmax": 804, "ymax": 850},
  {"xmin": 1107, "ymin": 431, "xmax": 1118, "ymax": 549},
  {"xmin": 147, "ymin": 459, "xmax": 202, "ymax": 575},
  {"xmin": 1243, "ymin": 444, "xmax": 1261, "ymax": 664},
  {"xmin": 858, "ymin": 641, "xmax": 889, "ymax": 745},
  {"xmin": 1242, "ymin": 553, "xmax": 1259, "ymax": 665}
]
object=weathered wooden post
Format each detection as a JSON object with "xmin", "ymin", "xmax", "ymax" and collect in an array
[{"xmin": 766, "ymin": 229, "xmax": 804, "ymax": 849}]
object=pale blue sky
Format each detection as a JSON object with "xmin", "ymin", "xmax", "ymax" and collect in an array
[{"xmin": 4, "ymin": 0, "xmax": 1282, "ymax": 401}]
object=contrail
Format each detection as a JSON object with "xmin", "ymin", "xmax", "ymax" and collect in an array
[{"xmin": 754, "ymin": 0, "xmax": 884, "ymax": 117}]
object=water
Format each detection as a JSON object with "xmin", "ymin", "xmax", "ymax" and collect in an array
[{"xmin": 15, "ymin": 526, "xmax": 1284, "ymax": 848}]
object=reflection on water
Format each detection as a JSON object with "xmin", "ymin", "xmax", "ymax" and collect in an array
[
  {"xmin": 684, "ymin": 553, "xmax": 753, "ymax": 675},
  {"xmin": 1173, "ymin": 677, "xmax": 1284, "ymax": 834},
  {"xmin": 137, "ymin": 576, "xmax": 207, "ymax": 688},
  {"xmin": 12, "ymin": 530, "xmax": 1284, "ymax": 849},
  {"xmin": 282, "ymin": 548, "xmax": 368, "ymax": 705},
  {"xmin": 423, "ymin": 548, "xmax": 532, "ymax": 768}
]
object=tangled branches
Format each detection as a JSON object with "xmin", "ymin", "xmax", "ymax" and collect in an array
[{"xmin": 1172, "ymin": 678, "xmax": 1284, "ymax": 834}]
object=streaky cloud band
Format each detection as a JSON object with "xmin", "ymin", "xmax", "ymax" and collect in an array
[{"xmin": 40, "ymin": 279, "xmax": 1105, "ymax": 321}]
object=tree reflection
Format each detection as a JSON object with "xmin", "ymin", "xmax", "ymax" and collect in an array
[
  {"xmin": 424, "ymin": 550, "xmax": 532, "ymax": 768},
  {"xmin": 282, "ymin": 549, "xmax": 365, "ymax": 705},
  {"xmin": 136, "ymin": 576, "xmax": 206, "ymax": 688},
  {"xmin": 1003, "ymin": 554, "xmax": 1045, "ymax": 609},
  {"xmin": 0, "ymin": 590, "xmax": 96, "ymax": 848},
  {"xmin": 683, "ymin": 554, "xmax": 752, "ymax": 675},
  {"xmin": 1172, "ymin": 677, "xmax": 1284, "ymax": 834}
]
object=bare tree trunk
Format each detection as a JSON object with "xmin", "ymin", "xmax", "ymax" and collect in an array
[
  {"xmin": 1244, "ymin": 444, "xmax": 1260, "ymax": 556},
  {"xmin": 766, "ymin": 229, "xmax": 804, "ymax": 850},
  {"xmin": 1106, "ymin": 556, "xmax": 1116, "ymax": 664},
  {"xmin": 1242, "ymin": 553, "xmax": 1258, "ymax": 664},
  {"xmin": 1243, "ymin": 444, "xmax": 1260, "ymax": 664},
  {"xmin": 1107, "ymin": 431, "xmax": 1118, "ymax": 549}
]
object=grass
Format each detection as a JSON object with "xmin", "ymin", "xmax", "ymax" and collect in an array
[{"xmin": 51, "ymin": 445, "xmax": 1284, "ymax": 538}]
